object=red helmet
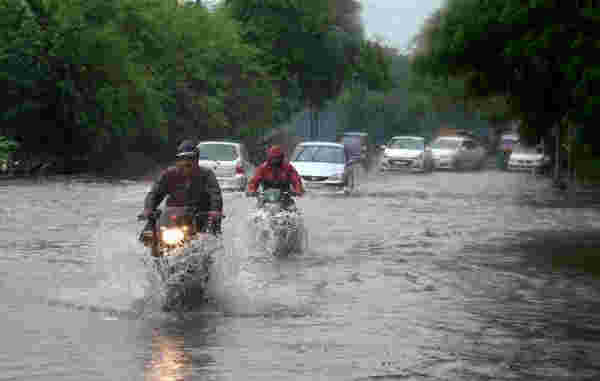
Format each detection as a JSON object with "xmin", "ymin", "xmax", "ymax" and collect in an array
[{"xmin": 267, "ymin": 145, "xmax": 284, "ymax": 160}]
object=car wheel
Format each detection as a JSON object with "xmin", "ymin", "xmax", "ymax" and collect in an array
[
  {"xmin": 477, "ymin": 159, "xmax": 485, "ymax": 171},
  {"xmin": 453, "ymin": 159, "xmax": 463, "ymax": 171},
  {"xmin": 427, "ymin": 160, "xmax": 434, "ymax": 173}
]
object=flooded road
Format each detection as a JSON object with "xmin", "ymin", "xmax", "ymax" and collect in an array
[{"xmin": 2, "ymin": 170, "xmax": 600, "ymax": 380}]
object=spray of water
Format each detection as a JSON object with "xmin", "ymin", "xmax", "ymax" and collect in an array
[
  {"xmin": 204, "ymin": 194, "xmax": 315, "ymax": 318},
  {"xmin": 48, "ymin": 189, "xmax": 315, "ymax": 319},
  {"xmin": 247, "ymin": 206, "xmax": 308, "ymax": 257}
]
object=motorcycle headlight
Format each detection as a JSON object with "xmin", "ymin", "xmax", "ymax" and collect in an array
[{"xmin": 162, "ymin": 228, "xmax": 184, "ymax": 245}]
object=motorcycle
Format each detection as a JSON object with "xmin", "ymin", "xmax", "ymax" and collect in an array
[
  {"xmin": 137, "ymin": 207, "xmax": 224, "ymax": 311},
  {"xmin": 248, "ymin": 189, "xmax": 307, "ymax": 257}
]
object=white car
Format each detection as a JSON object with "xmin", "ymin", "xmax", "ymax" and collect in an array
[
  {"xmin": 196, "ymin": 141, "xmax": 254, "ymax": 191},
  {"xmin": 379, "ymin": 136, "xmax": 434, "ymax": 172},
  {"xmin": 507, "ymin": 144, "xmax": 550, "ymax": 171},
  {"xmin": 431, "ymin": 136, "xmax": 487, "ymax": 170},
  {"xmin": 290, "ymin": 142, "xmax": 352, "ymax": 190}
]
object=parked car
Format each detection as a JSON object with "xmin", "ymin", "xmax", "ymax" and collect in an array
[
  {"xmin": 196, "ymin": 141, "xmax": 254, "ymax": 191},
  {"xmin": 379, "ymin": 136, "xmax": 434, "ymax": 172},
  {"xmin": 431, "ymin": 136, "xmax": 487, "ymax": 170},
  {"xmin": 290, "ymin": 142, "xmax": 353, "ymax": 190},
  {"xmin": 507, "ymin": 143, "xmax": 551, "ymax": 172}
]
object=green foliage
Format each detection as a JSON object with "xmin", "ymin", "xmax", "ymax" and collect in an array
[
  {"xmin": 338, "ymin": 51, "xmax": 492, "ymax": 144},
  {"xmin": 0, "ymin": 0, "xmax": 279, "ymax": 166},
  {"xmin": 412, "ymin": 0, "xmax": 599, "ymax": 141},
  {"xmin": 354, "ymin": 40, "xmax": 393, "ymax": 92},
  {"xmin": 1, "ymin": 0, "xmax": 387, "ymax": 169},
  {"xmin": 0, "ymin": 135, "xmax": 18, "ymax": 161},
  {"xmin": 226, "ymin": 0, "xmax": 370, "ymax": 109}
]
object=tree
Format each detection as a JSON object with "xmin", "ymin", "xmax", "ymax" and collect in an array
[
  {"xmin": 338, "ymin": 48, "xmax": 492, "ymax": 145},
  {"xmin": 0, "ymin": 136, "xmax": 18, "ymax": 163},
  {"xmin": 225, "ymin": 0, "xmax": 365, "ymax": 110},
  {"xmin": 412, "ymin": 0, "xmax": 599, "ymax": 145},
  {"xmin": 0, "ymin": 0, "xmax": 278, "ymax": 169}
]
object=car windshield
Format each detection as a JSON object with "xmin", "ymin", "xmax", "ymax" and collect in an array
[
  {"xmin": 292, "ymin": 146, "xmax": 345, "ymax": 164},
  {"xmin": 197, "ymin": 144, "xmax": 238, "ymax": 161},
  {"xmin": 389, "ymin": 139, "xmax": 424, "ymax": 150},
  {"xmin": 513, "ymin": 144, "xmax": 540, "ymax": 154},
  {"xmin": 431, "ymin": 139, "xmax": 461, "ymax": 149}
]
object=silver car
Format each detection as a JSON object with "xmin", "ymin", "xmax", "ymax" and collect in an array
[
  {"xmin": 507, "ymin": 143, "xmax": 550, "ymax": 171},
  {"xmin": 196, "ymin": 141, "xmax": 254, "ymax": 191},
  {"xmin": 379, "ymin": 136, "xmax": 434, "ymax": 172},
  {"xmin": 290, "ymin": 142, "xmax": 353, "ymax": 190},
  {"xmin": 431, "ymin": 136, "xmax": 487, "ymax": 170}
]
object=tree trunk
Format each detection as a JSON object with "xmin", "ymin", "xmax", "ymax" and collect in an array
[
  {"xmin": 568, "ymin": 122, "xmax": 577, "ymax": 198},
  {"xmin": 553, "ymin": 122, "xmax": 561, "ymax": 183}
]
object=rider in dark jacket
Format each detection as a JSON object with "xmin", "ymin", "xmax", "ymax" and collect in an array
[
  {"xmin": 140, "ymin": 140, "xmax": 223, "ymax": 238},
  {"xmin": 246, "ymin": 145, "xmax": 304, "ymax": 206}
]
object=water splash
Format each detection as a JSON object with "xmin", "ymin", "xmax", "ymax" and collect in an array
[
  {"xmin": 202, "ymin": 196, "xmax": 316, "ymax": 318},
  {"xmin": 41, "ymin": 189, "xmax": 315, "ymax": 320},
  {"xmin": 246, "ymin": 206, "xmax": 308, "ymax": 257}
]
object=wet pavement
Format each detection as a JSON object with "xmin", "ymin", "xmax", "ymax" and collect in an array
[{"xmin": 1, "ymin": 169, "xmax": 600, "ymax": 380}]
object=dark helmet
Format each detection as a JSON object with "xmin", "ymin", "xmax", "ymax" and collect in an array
[{"xmin": 176, "ymin": 139, "xmax": 198, "ymax": 160}]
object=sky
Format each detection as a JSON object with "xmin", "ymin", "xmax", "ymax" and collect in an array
[{"xmin": 359, "ymin": 0, "xmax": 445, "ymax": 52}]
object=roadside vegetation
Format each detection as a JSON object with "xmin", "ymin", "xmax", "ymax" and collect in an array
[
  {"xmin": 0, "ymin": 0, "xmax": 388, "ymax": 174},
  {"xmin": 0, "ymin": 136, "xmax": 18, "ymax": 170},
  {"xmin": 2, "ymin": 0, "xmax": 597, "ymax": 179},
  {"xmin": 552, "ymin": 248, "xmax": 600, "ymax": 278},
  {"xmin": 337, "ymin": 50, "xmax": 495, "ymax": 145},
  {"xmin": 411, "ymin": 0, "xmax": 599, "ymax": 181}
]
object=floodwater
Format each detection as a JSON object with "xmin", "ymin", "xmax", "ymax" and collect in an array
[{"xmin": 2, "ymin": 169, "xmax": 600, "ymax": 380}]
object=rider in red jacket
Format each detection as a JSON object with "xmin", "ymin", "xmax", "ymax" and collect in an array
[{"xmin": 247, "ymin": 145, "xmax": 304, "ymax": 197}]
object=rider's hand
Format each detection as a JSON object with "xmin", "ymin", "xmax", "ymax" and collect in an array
[
  {"xmin": 207, "ymin": 210, "xmax": 222, "ymax": 222},
  {"xmin": 139, "ymin": 208, "xmax": 153, "ymax": 220},
  {"xmin": 207, "ymin": 210, "xmax": 222, "ymax": 233}
]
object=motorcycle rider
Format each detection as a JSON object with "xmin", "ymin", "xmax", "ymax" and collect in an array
[
  {"xmin": 140, "ymin": 140, "xmax": 223, "ymax": 241},
  {"xmin": 246, "ymin": 145, "xmax": 304, "ymax": 208}
]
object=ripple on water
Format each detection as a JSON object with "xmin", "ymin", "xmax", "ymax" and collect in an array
[{"xmin": 2, "ymin": 172, "xmax": 600, "ymax": 380}]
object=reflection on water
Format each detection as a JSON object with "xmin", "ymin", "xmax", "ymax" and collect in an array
[
  {"xmin": 145, "ymin": 319, "xmax": 216, "ymax": 381},
  {"xmin": 147, "ymin": 333, "xmax": 190, "ymax": 381}
]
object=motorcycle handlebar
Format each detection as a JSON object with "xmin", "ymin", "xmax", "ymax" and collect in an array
[
  {"xmin": 137, "ymin": 210, "xmax": 160, "ymax": 221},
  {"xmin": 247, "ymin": 191, "xmax": 301, "ymax": 198},
  {"xmin": 137, "ymin": 210, "xmax": 226, "ymax": 221}
]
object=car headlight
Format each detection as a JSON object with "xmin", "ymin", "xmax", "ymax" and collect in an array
[{"xmin": 162, "ymin": 228, "xmax": 184, "ymax": 245}]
